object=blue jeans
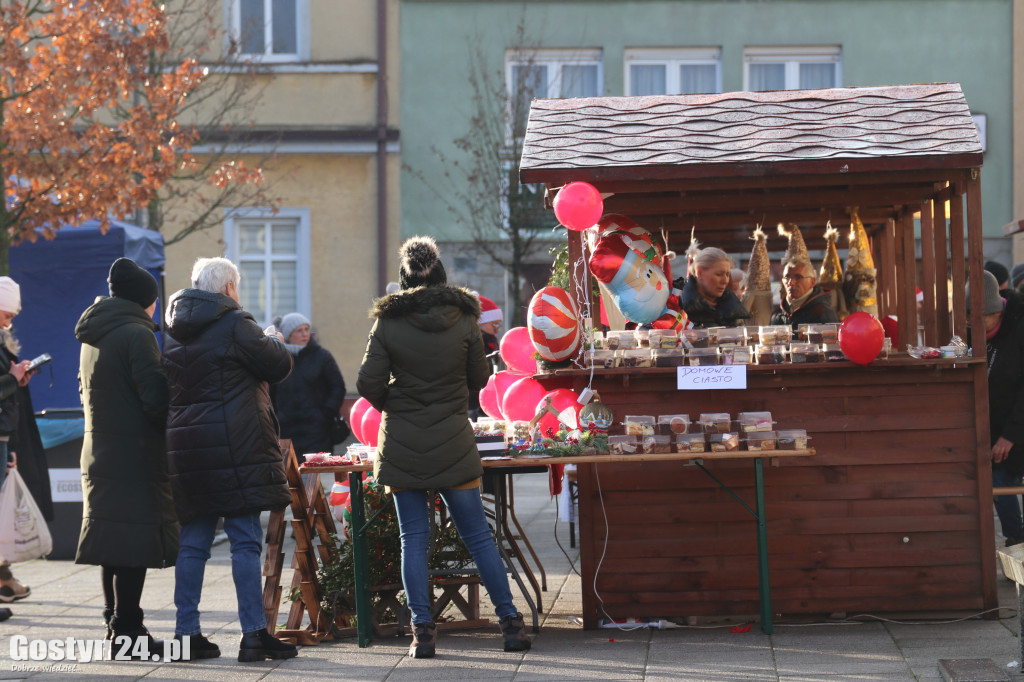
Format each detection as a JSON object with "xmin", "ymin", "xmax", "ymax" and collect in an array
[
  {"xmin": 993, "ymin": 465, "xmax": 1024, "ymax": 541},
  {"xmin": 393, "ymin": 487, "xmax": 518, "ymax": 625},
  {"xmin": 175, "ymin": 512, "xmax": 266, "ymax": 635}
]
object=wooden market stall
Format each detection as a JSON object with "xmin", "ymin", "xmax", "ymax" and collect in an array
[{"xmin": 519, "ymin": 83, "xmax": 993, "ymax": 627}]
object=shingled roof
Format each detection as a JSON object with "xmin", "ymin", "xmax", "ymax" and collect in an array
[{"xmin": 519, "ymin": 83, "xmax": 983, "ymax": 184}]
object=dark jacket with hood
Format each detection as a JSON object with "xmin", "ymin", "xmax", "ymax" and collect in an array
[
  {"xmin": 979, "ymin": 293, "xmax": 1024, "ymax": 478},
  {"xmin": 271, "ymin": 338, "xmax": 346, "ymax": 455},
  {"xmin": 676, "ymin": 275, "xmax": 751, "ymax": 328},
  {"xmin": 162, "ymin": 288, "xmax": 293, "ymax": 525},
  {"xmin": 770, "ymin": 285, "xmax": 839, "ymax": 328},
  {"xmin": 357, "ymin": 285, "xmax": 489, "ymax": 489},
  {"xmin": 74, "ymin": 296, "xmax": 177, "ymax": 567}
]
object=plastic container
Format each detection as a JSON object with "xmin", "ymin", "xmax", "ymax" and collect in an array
[
  {"xmin": 802, "ymin": 323, "xmax": 839, "ymax": 344},
  {"xmin": 642, "ymin": 434, "xmax": 673, "ymax": 454},
  {"xmin": 604, "ymin": 330, "xmax": 636, "ymax": 351},
  {"xmin": 608, "ymin": 435, "xmax": 640, "ymax": 455},
  {"xmin": 688, "ymin": 347, "xmax": 719, "ymax": 366},
  {"xmin": 698, "ymin": 412, "xmax": 732, "ymax": 434},
  {"xmin": 714, "ymin": 327, "xmax": 748, "ymax": 347},
  {"xmin": 634, "ymin": 328, "xmax": 651, "ymax": 348},
  {"xmin": 648, "ymin": 329, "xmax": 679, "ymax": 349},
  {"xmin": 506, "ymin": 421, "xmax": 533, "ymax": 450},
  {"xmin": 708, "ymin": 432, "xmax": 740, "ymax": 452},
  {"xmin": 737, "ymin": 411, "xmax": 774, "ymax": 433},
  {"xmin": 721, "ymin": 345, "xmax": 753, "ymax": 365},
  {"xmin": 590, "ymin": 349, "xmax": 617, "ymax": 368},
  {"xmin": 822, "ymin": 343, "xmax": 846, "ymax": 362},
  {"xmin": 758, "ymin": 325, "xmax": 792, "ymax": 345},
  {"xmin": 624, "ymin": 415, "xmax": 656, "ymax": 436},
  {"xmin": 676, "ymin": 433, "xmax": 706, "ymax": 453},
  {"xmin": 776, "ymin": 429, "xmax": 809, "ymax": 450},
  {"xmin": 681, "ymin": 328, "xmax": 711, "ymax": 349},
  {"xmin": 617, "ymin": 348, "xmax": 653, "ymax": 368},
  {"xmin": 789, "ymin": 342, "xmax": 822, "ymax": 364},
  {"xmin": 741, "ymin": 326, "xmax": 761, "ymax": 345},
  {"xmin": 744, "ymin": 431, "xmax": 778, "ymax": 451},
  {"xmin": 651, "ymin": 348, "xmax": 684, "ymax": 367},
  {"xmin": 658, "ymin": 414, "xmax": 691, "ymax": 435},
  {"xmin": 592, "ymin": 331, "xmax": 606, "ymax": 350},
  {"xmin": 756, "ymin": 344, "xmax": 788, "ymax": 365},
  {"xmin": 878, "ymin": 337, "xmax": 892, "ymax": 360}
]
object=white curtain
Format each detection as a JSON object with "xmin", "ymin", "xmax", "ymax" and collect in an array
[
  {"xmin": 749, "ymin": 63, "xmax": 785, "ymax": 91},
  {"xmin": 630, "ymin": 64, "xmax": 666, "ymax": 95},
  {"xmin": 679, "ymin": 64, "xmax": 717, "ymax": 94}
]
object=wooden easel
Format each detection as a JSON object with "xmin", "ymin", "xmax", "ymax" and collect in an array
[{"xmin": 262, "ymin": 441, "xmax": 343, "ymax": 645}]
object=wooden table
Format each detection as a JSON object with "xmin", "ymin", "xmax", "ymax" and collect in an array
[{"xmin": 304, "ymin": 447, "xmax": 814, "ymax": 645}]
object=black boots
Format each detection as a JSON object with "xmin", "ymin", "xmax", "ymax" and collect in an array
[
  {"xmin": 237, "ymin": 629, "xmax": 298, "ymax": 662},
  {"xmin": 110, "ymin": 609, "xmax": 164, "ymax": 660},
  {"xmin": 408, "ymin": 621, "xmax": 437, "ymax": 658},
  {"xmin": 173, "ymin": 633, "xmax": 221, "ymax": 661},
  {"xmin": 499, "ymin": 613, "xmax": 531, "ymax": 652},
  {"xmin": 102, "ymin": 608, "xmax": 113, "ymax": 641}
]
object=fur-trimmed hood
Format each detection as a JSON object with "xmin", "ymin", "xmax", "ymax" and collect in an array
[{"xmin": 370, "ymin": 285, "xmax": 481, "ymax": 333}]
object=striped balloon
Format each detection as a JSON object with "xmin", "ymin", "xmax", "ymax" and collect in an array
[{"xmin": 527, "ymin": 286, "xmax": 582, "ymax": 361}]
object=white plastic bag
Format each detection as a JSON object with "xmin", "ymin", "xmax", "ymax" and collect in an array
[{"xmin": 0, "ymin": 469, "xmax": 52, "ymax": 562}]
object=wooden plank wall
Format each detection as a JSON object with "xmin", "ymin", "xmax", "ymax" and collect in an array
[{"xmin": 574, "ymin": 365, "xmax": 993, "ymax": 627}]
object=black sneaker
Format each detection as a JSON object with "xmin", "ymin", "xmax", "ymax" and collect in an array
[
  {"xmin": 0, "ymin": 582, "xmax": 30, "ymax": 603},
  {"xmin": 0, "ymin": 608, "xmax": 10, "ymax": 622},
  {"xmin": 174, "ymin": 633, "xmax": 220, "ymax": 661},
  {"xmin": 237, "ymin": 629, "xmax": 297, "ymax": 662}
]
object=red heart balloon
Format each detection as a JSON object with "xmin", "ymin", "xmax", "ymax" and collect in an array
[
  {"xmin": 349, "ymin": 397, "xmax": 372, "ymax": 444},
  {"xmin": 499, "ymin": 326, "xmax": 537, "ymax": 374},
  {"xmin": 479, "ymin": 374, "xmax": 502, "ymax": 419},
  {"xmin": 839, "ymin": 312, "xmax": 885, "ymax": 366}
]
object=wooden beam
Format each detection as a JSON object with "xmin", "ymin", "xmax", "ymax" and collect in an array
[
  {"xmin": 933, "ymin": 197, "xmax": 951, "ymax": 343},
  {"xmin": 594, "ymin": 169, "xmax": 960, "ymax": 194},
  {"xmin": 899, "ymin": 209, "xmax": 919, "ymax": 349},
  {"xmin": 949, "ymin": 186, "xmax": 967, "ymax": 341},
  {"xmin": 919, "ymin": 201, "xmax": 937, "ymax": 347}
]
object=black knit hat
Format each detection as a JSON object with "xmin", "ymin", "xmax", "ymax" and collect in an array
[
  {"xmin": 108, "ymin": 257, "xmax": 158, "ymax": 308},
  {"xmin": 398, "ymin": 236, "xmax": 447, "ymax": 289},
  {"xmin": 985, "ymin": 260, "xmax": 1010, "ymax": 288}
]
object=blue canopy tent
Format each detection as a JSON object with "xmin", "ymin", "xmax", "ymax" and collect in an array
[{"xmin": 10, "ymin": 219, "xmax": 165, "ymax": 411}]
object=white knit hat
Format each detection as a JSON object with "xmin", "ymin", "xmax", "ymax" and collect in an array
[{"xmin": 0, "ymin": 277, "xmax": 21, "ymax": 315}]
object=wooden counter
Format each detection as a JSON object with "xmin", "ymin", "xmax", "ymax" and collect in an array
[{"xmin": 541, "ymin": 356, "xmax": 996, "ymax": 625}]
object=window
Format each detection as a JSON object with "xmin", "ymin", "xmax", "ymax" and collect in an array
[
  {"xmin": 224, "ymin": 208, "xmax": 310, "ymax": 325},
  {"xmin": 227, "ymin": 0, "xmax": 309, "ymax": 61},
  {"xmin": 506, "ymin": 48, "xmax": 602, "ymax": 141},
  {"xmin": 625, "ymin": 48, "xmax": 722, "ymax": 96},
  {"xmin": 744, "ymin": 46, "xmax": 842, "ymax": 91}
]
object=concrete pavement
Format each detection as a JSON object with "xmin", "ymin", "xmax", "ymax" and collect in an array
[{"xmin": 0, "ymin": 473, "xmax": 1021, "ymax": 681}]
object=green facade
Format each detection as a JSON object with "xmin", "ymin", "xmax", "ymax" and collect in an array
[{"xmin": 401, "ymin": 0, "xmax": 1011, "ymax": 242}]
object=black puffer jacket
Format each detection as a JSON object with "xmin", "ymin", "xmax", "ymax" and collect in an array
[
  {"xmin": 770, "ymin": 285, "xmax": 840, "ymax": 328},
  {"xmin": 271, "ymin": 339, "xmax": 345, "ymax": 455},
  {"xmin": 163, "ymin": 289, "xmax": 293, "ymax": 525},
  {"xmin": 981, "ymin": 294, "xmax": 1024, "ymax": 478},
  {"xmin": 676, "ymin": 275, "xmax": 751, "ymax": 328}
]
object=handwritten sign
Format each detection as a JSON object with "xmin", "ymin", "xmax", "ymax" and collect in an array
[{"xmin": 676, "ymin": 365, "xmax": 747, "ymax": 390}]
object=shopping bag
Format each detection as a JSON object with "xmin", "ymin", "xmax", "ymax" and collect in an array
[
  {"xmin": 0, "ymin": 469, "xmax": 52, "ymax": 562},
  {"xmin": 330, "ymin": 414, "xmax": 351, "ymax": 444}
]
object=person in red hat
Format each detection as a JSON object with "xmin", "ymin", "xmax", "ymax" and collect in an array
[{"xmin": 468, "ymin": 295, "xmax": 502, "ymax": 419}]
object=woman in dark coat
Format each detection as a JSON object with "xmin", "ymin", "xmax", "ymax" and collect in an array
[
  {"xmin": 271, "ymin": 312, "xmax": 346, "ymax": 455},
  {"xmin": 0, "ymin": 276, "xmax": 37, "ymax": 622},
  {"xmin": 357, "ymin": 236, "xmax": 531, "ymax": 659},
  {"xmin": 675, "ymin": 244, "xmax": 750, "ymax": 328},
  {"xmin": 75, "ymin": 258, "xmax": 175, "ymax": 655}
]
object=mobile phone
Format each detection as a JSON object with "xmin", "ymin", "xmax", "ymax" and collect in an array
[{"xmin": 26, "ymin": 353, "xmax": 51, "ymax": 373}]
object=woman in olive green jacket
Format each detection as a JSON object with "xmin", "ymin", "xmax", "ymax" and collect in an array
[{"xmin": 357, "ymin": 236, "xmax": 530, "ymax": 659}]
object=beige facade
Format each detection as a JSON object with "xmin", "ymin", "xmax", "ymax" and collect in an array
[{"xmin": 162, "ymin": 0, "xmax": 400, "ymax": 386}]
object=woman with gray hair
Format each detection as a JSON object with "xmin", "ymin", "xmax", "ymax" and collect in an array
[{"xmin": 675, "ymin": 242, "xmax": 750, "ymax": 328}]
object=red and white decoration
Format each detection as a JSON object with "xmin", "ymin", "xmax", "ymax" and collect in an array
[{"xmin": 527, "ymin": 286, "xmax": 583, "ymax": 362}]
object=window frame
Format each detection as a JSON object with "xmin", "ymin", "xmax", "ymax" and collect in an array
[
  {"xmin": 743, "ymin": 45, "xmax": 842, "ymax": 91},
  {"xmin": 624, "ymin": 47, "xmax": 723, "ymax": 96},
  {"xmin": 504, "ymin": 48, "xmax": 603, "ymax": 102},
  {"xmin": 223, "ymin": 207, "xmax": 311, "ymax": 326},
  {"xmin": 225, "ymin": 0, "xmax": 310, "ymax": 63}
]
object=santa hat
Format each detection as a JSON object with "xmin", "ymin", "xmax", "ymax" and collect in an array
[
  {"xmin": 478, "ymin": 296, "xmax": 502, "ymax": 324},
  {"xmin": 0, "ymin": 277, "xmax": 20, "ymax": 315}
]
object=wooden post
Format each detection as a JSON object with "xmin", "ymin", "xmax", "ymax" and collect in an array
[
  {"xmin": 919, "ymin": 200, "xmax": 936, "ymax": 347},
  {"xmin": 948, "ymin": 183, "xmax": 967, "ymax": 340},
  {"xmin": 899, "ymin": 209, "xmax": 918, "ymax": 348},
  {"xmin": 932, "ymin": 195, "xmax": 951, "ymax": 343}
]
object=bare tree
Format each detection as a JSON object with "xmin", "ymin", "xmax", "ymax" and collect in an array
[
  {"xmin": 140, "ymin": 0, "xmax": 286, "ymax": 245},
  {"xmin": 405, "ymin": 21, "xmax": 553, "ymax": 326}
]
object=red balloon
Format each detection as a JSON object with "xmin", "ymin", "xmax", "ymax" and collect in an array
[
  {"xmin": 534, "ymin": 388, "xmax": 582, "ymax": 437},
  {"xmin": 361, "ymin": 407, "xmax": 382, "ymax": 448},
  {"xmin": 500, "ymin": 326, "xmax": 537, "ymax": 374},
  {"xmin": 349, "ymin": 397, "xmax": 372, "ymax": 445},
  {"xmin": 501, "ymin": 377, "xmax": 548, "ymax": 422},
  {"xmin": 553, "ymin": 182, "xmax": 603, "ymax": 231},
  {"xmin": 839, "ymin": 312, "xmax": 885, "ymax": 366},
  {"xmin": 493, "ymin": 369, "xmax": 528, "ymax": 406},
  {"xmin": 479, "ymin": 374, "xmax": 502, "ymax": 419}
]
